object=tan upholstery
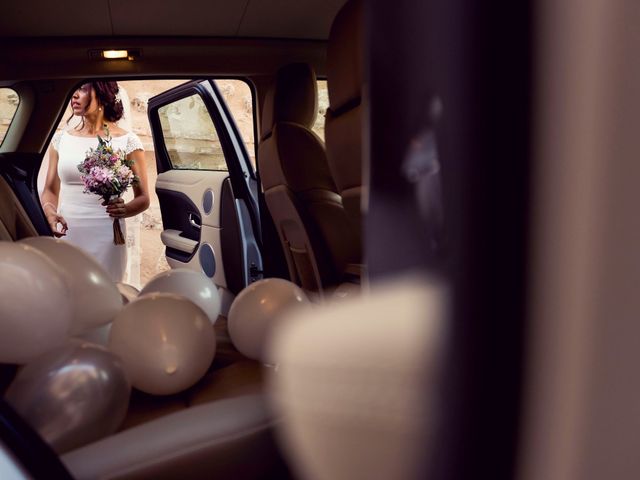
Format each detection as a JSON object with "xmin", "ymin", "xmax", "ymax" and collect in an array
[
  {"xmin": 268, "ymin": 275, "xmax": 445, "ymax": 480},
  {"xmin": 0, "ymin": 175, "xmax": 38, "ymax": 241},
  {"xmin": 260, "ymin": 62, "xmax": 318, "ymax": 140},
  {"xmin": 259, "ymin": 62, "xmax": 358, "ymax": 291},
  {"xmin": 188, "ymin": 361, "xmax": 265, "ymax": 406},
  {"xmin": 62, "ymin": 395, "xmax": 282, "ymax": 480},
  {"xmin": 62, "ymin": 320, "xmax": 283, "ymax": 480},
  {"xmin": 119, "ymin": 360, "xmax": 264, "ymax": 431},
  {"xmin": 119, "ymin": 390, "xmax": 188, "ymax": 432},
  {"xmin": 325, "ymin": 0, "xmax": 365, "ymax": 240}
]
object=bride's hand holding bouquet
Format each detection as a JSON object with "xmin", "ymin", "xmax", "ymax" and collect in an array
[{"xmin": 77, "ymin": 124, "xmax": 138, "ymax": 245}]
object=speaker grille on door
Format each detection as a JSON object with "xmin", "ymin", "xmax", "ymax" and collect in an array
[
  {"xmin": 202, "ymin": 189, "xmax": 214, "ymax": 215},
  {"xmin": 199, "ymin": 242, "xmax": 216, "ymax": 278}
]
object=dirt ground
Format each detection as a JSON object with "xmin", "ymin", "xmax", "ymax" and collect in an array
[
  {"xmin": 137, "ymin": 150, "xmax": 169, "ymax": 287},
  {"xmin": 139, "ymin": 225, "xmax": 169, "ymax": 286}
]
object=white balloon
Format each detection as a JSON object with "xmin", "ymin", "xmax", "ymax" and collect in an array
[
  {"xmin": 20, "ymin": 237, "xmax": 122, "ymax": 335},
  {"xmin": 5, "ymin": 341, "xmax": 131, "ymax": 454},
  {"xmin": 228, "ymin": 278, "xmax": 310, "ymax": 363},
  {"xmin": 0, "ymin": 241, "xmax": 71, "ymax": 363},
  {"xmin": 140, "ymin": 268, "xmax": 221, "ymax": 325},
  {"xmin": 108, "ymin": 293, "xmax": 216, "ymax": 395},
  {"xmin": 117, "ymin": 282, "xmax": 140, "ymax": 304},
  {"xmin": 74, "ymin": 322, "xmax": 112, "ymax": 347}
]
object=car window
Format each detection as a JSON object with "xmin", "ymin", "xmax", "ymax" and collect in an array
[
  {"xmin": 0, "ymin": 88, "xmax": 19, "ymax": 146},
  {"xmin": 214, "ymin": 79, "xmax": 256, "ymax": 169},
  {"xmin": 311, "ymin": 80, "xmax": 328, "ymax": 141},
  {"xmin": 158, "ymin": 93, "xmax": 228, "ymax": 171}
]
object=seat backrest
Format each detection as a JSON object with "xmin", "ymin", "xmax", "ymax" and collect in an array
[
  {"xmin": 258, "ymin": 63, "xmax": 358, "ymax": 292},
  {"xmin": 325, "ymin": 0, "xmax": 364, "ymax": 247},
  {"xmin": 0, "ymin": 175, "xmax": 37, "ymax": 241}
]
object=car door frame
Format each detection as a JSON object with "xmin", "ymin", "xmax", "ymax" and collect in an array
[
  {"xmin": 147, "ymin": 78, "xmax": 263, "ymax": 291},
  {"xmin": 151, "ymin": 80, "xmax": 261, "ymax": 240}
]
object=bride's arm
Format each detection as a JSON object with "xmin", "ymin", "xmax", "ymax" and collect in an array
[
  {"xmin": 106, "ymin": 149, "xmax": 150, "ymax": 218},
  {"xmin": 41, "ymin": 146, "xmax": 68, "ymax": 236}
]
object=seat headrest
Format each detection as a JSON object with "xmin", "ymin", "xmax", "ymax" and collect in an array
[
  {"xmin": 327, "ymin": 0, "xmax": 363, "ymax": 113},
  {"xmin": 261, "ymin": 63, "xmax": 318, "ymax": 141}
]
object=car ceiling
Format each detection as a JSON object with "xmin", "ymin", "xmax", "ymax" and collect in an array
[
  {"xmin": 0, "ymin": 0, "xmax": 345, "ymax": 150},
  {"xmin": 0, "ymin": 0, "xmax": 348, "ymax": 40}
]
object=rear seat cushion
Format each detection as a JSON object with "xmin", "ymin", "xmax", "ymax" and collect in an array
[
  {"xmin": 120, "ymin": 360, "xmax": 265, "ymax": 431},
  {"xmin": 62, "ymin": 395, "xmax": 284, "ymax": 480}
]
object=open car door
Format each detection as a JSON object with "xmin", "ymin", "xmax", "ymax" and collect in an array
[{"xmin": 147, "ymin": 80, "xmax": 262, "ymax": 312}]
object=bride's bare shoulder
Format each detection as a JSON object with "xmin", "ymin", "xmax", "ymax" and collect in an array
[{"xmin": 109, "ymin": 125, "xmax": 128, "ymax": 137}]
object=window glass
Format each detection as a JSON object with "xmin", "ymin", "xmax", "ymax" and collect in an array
[
  {"xmin": 0, "ymin": 88, "xmax": 19, "ymax": 146},
  {"xmin": 215, "ymin": 79, "xmax": 256, "ymax": 168},
  {"xmin": 158, "ymin": 93, "xmax": 228, "ymax": 171},
  {"xmin": 312, "ymin": 80, "xmax": 329, "ymax": 141}
]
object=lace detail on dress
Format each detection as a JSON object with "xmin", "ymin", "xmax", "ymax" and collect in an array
[
  {"xmin": 125, "ymin": 133, "xmax": 144, "ymax": 155},
  {"xmin": 51, "ymin": 132, "xmax": 63, "ymax": 152}
]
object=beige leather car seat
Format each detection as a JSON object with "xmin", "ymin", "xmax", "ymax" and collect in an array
[
  {"xmin": 60, "ymin": 323, "xmax": 288, "ymax": 480},
  {"xmin": 325, "ymin": 0, "xmax": 365, "ymax": 265},
  {"xmin": 62, "ymin": 394, "xmax": 285, "ymax": 480},
  {"xmin": 0, "ymin": 175, "xmax": 38, "ymax": 241},
  {"xmin": 258, "ymin": 63, "xmax": 358, "ymax": 292}
]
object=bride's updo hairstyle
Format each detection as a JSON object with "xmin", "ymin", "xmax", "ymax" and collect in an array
[{"xmin": 92, "ymin": 81, "xmax": 124, "ymax": 122}]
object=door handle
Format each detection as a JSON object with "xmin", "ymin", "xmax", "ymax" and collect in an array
[
  {"xmin": 189, "ymin": 213, "xmax": 201, "ymax": 230},
  {"xmin": 161, "ymin": 229, "xmax": 198, "ymax": 254}
]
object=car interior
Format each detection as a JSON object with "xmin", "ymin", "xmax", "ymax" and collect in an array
[
  {"xmin": 2, "ymin": 0, "xmax": 640, "ymax": 479},
  {"xmin": 0, "ymin": 1, "xmax": 368, "ymax": 479}
]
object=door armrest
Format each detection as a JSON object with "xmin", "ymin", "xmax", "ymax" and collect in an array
[{"xmin": 160, "ymin": 229, "xmax": 198, "ymax": 254}]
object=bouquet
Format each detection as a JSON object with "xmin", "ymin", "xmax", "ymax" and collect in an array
[{"xmin": 77, "ymin": 125, "xmax": 138, "ymax": 245}]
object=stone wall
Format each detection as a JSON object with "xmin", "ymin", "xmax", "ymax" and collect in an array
[{"xmin": 0, "ymin": 88, "xmax": 19, "ymax": 143}]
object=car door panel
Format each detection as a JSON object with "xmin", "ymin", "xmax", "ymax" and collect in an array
[
  {"xmin": 156, "ymin": 170, "xmax": 229, "ymax": 289},
  {"xmin": 155, "ymin": 187, "xmax": 201, "ymax": 261}
]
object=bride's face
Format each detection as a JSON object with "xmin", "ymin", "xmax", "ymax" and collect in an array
[{"xmin": 71, "ymin": 83, "xmax": 99, "ymax": 117}]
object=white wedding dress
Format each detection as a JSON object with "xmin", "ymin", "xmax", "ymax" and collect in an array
[{"xmin": 51, "ymin": 130, "xmax": 144, "ymax": 282}]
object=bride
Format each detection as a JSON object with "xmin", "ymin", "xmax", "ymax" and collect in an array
[{"xmin": 41, "ymin": 81, "xmax": 150, "ymax": 282}]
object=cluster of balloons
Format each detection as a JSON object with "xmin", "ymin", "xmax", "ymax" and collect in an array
[
  {"xmin": 0, "ymin": 238, "xmax": 221, "ymax": 453},
  {"xmin": 0, "ymin": 235, "xmax": 315, "ymax": 455}
]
